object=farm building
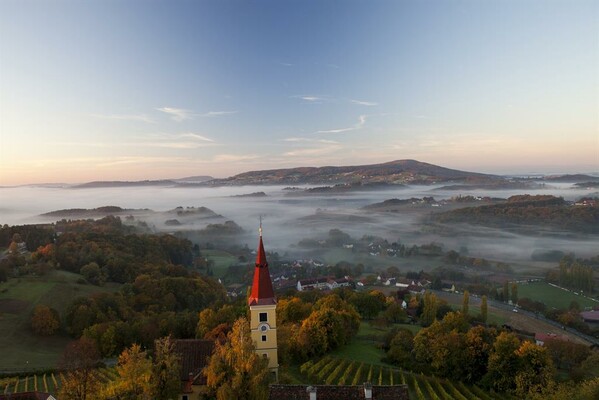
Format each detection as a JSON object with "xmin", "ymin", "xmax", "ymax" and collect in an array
[{"xmin": 580, "ymin": 310, "xmax": 599, "ymax": 327}]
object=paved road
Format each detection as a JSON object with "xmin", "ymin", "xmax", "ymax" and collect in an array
[{"xmin": 432, "ymin": 289, "xmax": 599, "ymax": 346}]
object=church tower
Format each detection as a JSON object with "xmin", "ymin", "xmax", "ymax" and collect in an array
[{"xmin": 248, "ymin": 224, "xmax": 278, "ymax": 380}]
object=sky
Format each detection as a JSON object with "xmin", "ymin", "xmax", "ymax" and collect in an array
[{"xmin": 0, "ymin": 0, "xmax": 597, "ymax": 185}]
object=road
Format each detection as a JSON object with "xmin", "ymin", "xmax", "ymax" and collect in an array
[{"xmin": 433, "ymin": 290, "xmax": 599, "ymax": 346}]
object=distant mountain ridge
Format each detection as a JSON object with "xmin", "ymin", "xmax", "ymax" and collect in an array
[
  {"xmin": 207, "ymin": 159, "xmax": 501, "ymax": 186},
  {"xmin": 71, "ymin": 175, "xmax": 214, "ymax": 188}
]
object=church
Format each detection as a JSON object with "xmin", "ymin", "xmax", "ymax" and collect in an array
[
  {"xmin": 247, "ymin": 224, "xmax": 279, "ymax": 381},
  {"xmin": 248, "ymin": 227, "xmax": 408, "ymax": 400}
]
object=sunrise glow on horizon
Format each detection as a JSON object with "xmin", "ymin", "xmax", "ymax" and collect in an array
[{"xmin": 1, "ymin": 0, "xmax": 597, "ymax": 186}]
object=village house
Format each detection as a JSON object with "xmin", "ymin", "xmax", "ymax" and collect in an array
[
  {"xmin": 297, "ymin": 277, "xmax": 329, "ymax": 291},
  {"xmin": 172, "ymin": 339, "xmax": 215, "ymax": 400}
]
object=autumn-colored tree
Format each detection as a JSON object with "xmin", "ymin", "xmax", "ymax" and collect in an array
[
  {"xmin": 31, "ymin": 304, "xmax": 60, "ymax": 336},
  {"xmin": 462, "ymin": 290, "xmax": 470, "ymax": 315},
  {"xmin": 463, "ymin": 325, "xmax": 496, "ymax": 383},
  {"xmin": 105, "ymin": 343, "xmax": 153, "ymax": 400},
  {"xmin": 421, "ymin": 291, "xmax": 438, "ymax": 326},
  {"xmin": 502, "ymin": 281, "xmax": 509, "ymax": 302},
  {"xmin": 348, "ymin": 290, "xmax": 385, "ymax": 319},
  {"xmin": 80, "ymin": 262, "xmax": 105, "ymax": 286},
  {"xmin": 483, "ymin": 331, "xmax": 521, "ymax": 393},
  {"xmin": 413, "ymin": 312, "xmax": 470, "ymax": 379},
  {"xmin": 151, "ymin": 336, "xmax": 181, "ymax": 400},
  {"xmin": 383, "ymin": 301, "xmax": 407, "ymax": 323},
  {"xmin": 196, "ymin": 304, "xmax": 238, "ymax": 339},
  {"xmin": 8, "ymin": 241, "xmax": 18, "ymax": 254},
  {"xmin": 204, "ymin": 317, "xmax": 269, "ymax": 400},
  {"xmin": 480, "ymin": 295, "xmax": 488, "ymax": 323},
  {"xmin": 544, "ymin": 339, "xmax": 590, "ymax": 372},
  {"xmin": 513, "ymin": 340, "xmax": 555, "ymax": 398},
  {"xmin": 277, "ymin": 297, "xmax": 312, "ymax": 324},
  {"xmin": 59, "ymin": 338, "xmax": 101, "ymax": 400},
  {"xmin": 510, "ymin": 283, "xmax": 518, "ymax": 305},
  {"xmin": 386, "ymin": 328, "xmax": 414, "ymax": 368}
]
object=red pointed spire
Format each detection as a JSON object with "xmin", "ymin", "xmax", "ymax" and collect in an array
[{"xmin": 248, "ymin": 224, "xmax": 276, "ymax": 306}]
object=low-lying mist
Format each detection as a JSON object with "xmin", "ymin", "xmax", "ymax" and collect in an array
[{"xmin": 0, "ymin": 183, "xmax": 597, "ymax": 265}]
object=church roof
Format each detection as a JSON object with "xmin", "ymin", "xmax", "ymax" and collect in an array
[{"xmin": 248, "ymin": 234, "xmax": 276, "ymax": 306}]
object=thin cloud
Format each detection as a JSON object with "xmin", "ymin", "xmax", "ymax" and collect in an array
[
  {"xmin": 96, "ymin": 156, "xmax": 185, "ymax": 168},
  {"xmin": 284, "ymin": 145, "xmax": 341, "ymax": 157},
  {"xmin": 316, "ymin": 115, "xmax": 368, "ymax": 134},
  {"xmin": 90, "ymin": 113, "xmax": 155, "ymax": 123},
  {"xmin": 157, "ymin": 107, "xmax": 194, "ymax": 122},
  {"xmin": 278, "ymin": 62, "xmax": 293, "ymax": 67},
  {"xmin": 200, "ymin": 111, "xmax": 238, "ymax": 117},
  {"xmin": 282, "ymin": 137, "xmax": 339, "ymax": 144},
  {"xmin": 350, "ymin": 99, "xmax": 378, "ymax": 106},
  {"xmin": 179, "ymin": 133, "xmax": 215, "ymax": 142},
  {"xmin": 291, "ymin": 95, "xmax": 331, "ymax": 104},
  {"xmin": 213, "ymin": 154, "xmax": 260, "ymax": 162}
]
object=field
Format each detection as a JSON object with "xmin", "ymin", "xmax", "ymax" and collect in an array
[
  {"xmin": 321, "ymin": 248, "xmax": 444, "ymax": 273},
  {"xmin": 0, "ymin": 271, "xmax": 120, "ymax": 371},
  {"xmin": 1, "ymin": 368, "xmax": 116, "ymax": 396},
  {"xmin": 331, "ymin": 322, "xmax": 421, "ymax": 365},
  {"xmin": 299, "ymin": 356, "xmax": 514, "ymax": 400},
  {"xmin": 202, "ymin": 249, "xmax": 240, "ymax": 278},
  {"xmin": 517, "ymin": 282, "xmax": 599, "ymax": 310}
]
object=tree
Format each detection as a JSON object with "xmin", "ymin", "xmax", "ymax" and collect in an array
[
  {"xmin": 277, "ymin": 297, "xmax": 312, "ymax": 325},
  {"xmin": 105, "ymin": 344, "xmax": 153, "ymax": 400},
  {"xmin": 59, "ymin": 338, "xmax": 101, "ymax": 400},
  {"xmin": 502, "ymin": 281, "xmax": 509, "ymax": 303},
  {"xmin": 480, "ymin": 295, "xmax": 488, "ymax": 323},
  {"xmin": 483, "ymin": 331, "xmax": 521, "ymax": 393},
  {"xmin": 511, "ymin": 283, "xmax": 518, "ymax": 305},
  {"xmin": 80, "ymin": 262, "xmax": 105, "ymax": 286},
  {"xmin": 151, "ymin": 336, "xmax": 181, "ymax": 400},
  {"xmin": 204, "ymin": 317, "xmax": 269, "ymax": 400},
  {"xmin": 386, "ymin": 329, "xmax": 414, "ymax": 368},
  {"xmin": 421, "ymin": 291, "xmax": 438, "ymax": 326},
  {"xmin": 383, "ymin": 302, "xmax": 407, "ymax": 323},
  {"xmin": 513, "ymin": 341, "xmax": 555, "ymax": 398},
  {"xmin": 31, "ymin": 304, "xmax": 60, "ymax": 336},
  {"xmin": 462, "ymin": 290, "xmax": 470, "ymax": 316}
]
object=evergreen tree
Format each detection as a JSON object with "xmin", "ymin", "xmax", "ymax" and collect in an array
[{"xmin": 462, "ymin": 290, "xmax": 470, "ymax": 316}]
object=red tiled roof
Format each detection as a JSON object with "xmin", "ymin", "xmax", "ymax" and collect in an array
[
  {"xmin": 173, "ymin": 339, "xmax": 214, "ymax": 385},
  {"xmin": 249, "ymin": 235, "xmax": 276, "ymax": 306},
  {"xmin": 580, "ymin": 311, "xmax": 599, "ymax": 321}
]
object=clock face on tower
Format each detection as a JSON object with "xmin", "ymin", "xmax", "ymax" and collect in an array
[{"xmin": 258, "ymin": 323, "xmax": 270, "ymax": 332}]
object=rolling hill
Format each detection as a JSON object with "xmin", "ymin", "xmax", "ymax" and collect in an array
[{"xmin": 206, "ymin": 159, "xmax": 501, "ymax": 186}]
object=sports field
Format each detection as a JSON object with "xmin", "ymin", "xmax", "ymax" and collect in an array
[{"xmin": 517, "ymin": 282, "xmax": 598, "ymax": 310}]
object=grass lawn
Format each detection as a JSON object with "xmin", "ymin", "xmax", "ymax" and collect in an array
[
  {"xmin": 329, "ymin": 322, "xmax": 420, "ymax": 366},
  {"xmin": 517, "ymin": 282, "xmax": 598, "ymax": 310},
  {"xmin": 0, "ymin": 270, "xmax": 120, "ymax": 371},
  {"xmin": 202, "ymin": 249, "xmax": 239, "ymax": 278}
]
